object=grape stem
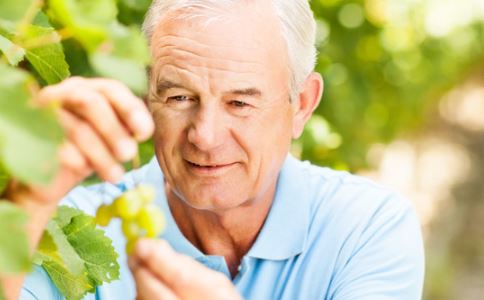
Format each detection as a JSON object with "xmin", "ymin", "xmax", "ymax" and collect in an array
[{"xmin": 132, "ymin": 144, "xmax": 140, "ymax": 170}]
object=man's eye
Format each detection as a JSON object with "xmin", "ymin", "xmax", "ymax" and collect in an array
[
  {"xmin": 168, "ymin": 95, "xmax": 191, "ymax": 102},
  {"xmin": 231, "ymin": 100, "xmax": 249, "ymax": 108}
]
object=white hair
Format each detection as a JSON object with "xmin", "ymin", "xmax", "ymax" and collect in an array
[{"xmin": 142, "ymin": 0, "xmax": 317, "ymax": 101}]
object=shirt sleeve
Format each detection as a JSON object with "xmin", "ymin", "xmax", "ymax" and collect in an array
[
  {"xmin": 328, "ymin": 194, "xmax": 425, "ymax": 300},
  {"xmin": 20, "ymin": 266, "xmax": 64, "ymax": 300}
]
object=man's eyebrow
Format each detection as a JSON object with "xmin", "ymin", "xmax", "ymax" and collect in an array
[
  {"xmin": 227, "ymin": 88, "xmax": 262, "ymax": 97},
  {"xmin": 156, "ymin": 80, "xmax": 186, "ymax": 93}
]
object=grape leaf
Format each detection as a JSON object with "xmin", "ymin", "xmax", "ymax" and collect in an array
[
  {"xmin": 34, "ymin": 233, "xmax": 92, "ymax": 300},
  {"xmin": 63, "ymin": 213, "xmax": 120, "ymax": 286},
  {"xmin": 54, "ymin": 205, "xmax": 85, "ymax": 228},
  {"xmin": 90, "ymin": 53, "xmax": 148, "ymax": 95},
  {"xmin": 0, "ymin": 202, "xmax": 30, "ymax": 274},
  {"xmin": 90, "ymin": 22, "xmax": 150, "ymax": 94},
  {"xmin": 119, "ymin": 0, "xmax": 152, "ymax": 11},
  {"xmin": 42, "ymin": 259, "xmax": 93, "ymax": 300},
  {"xmin": 47, "ymin": 0, "xmax": 118, "ymax": 51},
  {"xmin": 18, "ymin": 25, "xmax": 70, "ymax": 84},
  {"xmin": 35, "ymin": 206, "xmax": 120, "ymax": 300},
  {"xmin": 43, "ymin": 220, "xmax": 85, "ymax": 275},
  {"xmin": 0, "ymin": 63, "xmax": 63, "ymax": 185},
  {"xmin": 0, "ymin": 0, "xmax": 34, "ymax": 23},
  {"xmin": 33, "ymin": 11, "xmax": 51, "ymax": 28},
  {"xmin": 0, "ymin": 34, "xmax": 26, "ymax": 66},
  {"xmin": 108, "ymin": 23, "xmax": 150, "ymax": 65}
]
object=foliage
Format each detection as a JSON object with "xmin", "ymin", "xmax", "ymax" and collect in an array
[
  {"xmin": 33, "ymin": 206, "xmax": 119, "ymax": 300},
  {"xmin": 297, "ymin": 0, "xmax": 484, "ymax": 171},
  {"xmin": 0, "ymin": 0, "xmax": 148, "ymax": 298},
  {"xmin": 0, "ymin": 63, "xmax": 63, "ymax": 185},
  {"xmin": 0, "ymin": 0, "xmax": 150, "ymax": 186}
]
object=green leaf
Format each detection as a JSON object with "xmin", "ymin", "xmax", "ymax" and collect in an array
[
  {"xmin": 90, "ymin": 22, "xmax": 150, "ymax": 94},
  {"xmin": 0, "ymin": 63, "xmax": 64, "ymax": 185},
  {"xmin": 47, "ymin": 0, "xmax": 118, "ymax": 51},
  {"xmin": 91, "ymin": 53, "xmax": 148, "ymax": 95},
  {"xmin": 0, "ymin": 34, "xmax": 26, "ymax": 66},
  {"xmin": 119, "ymin": 0, "xmax": 152, "ymax": 11},
  {"xmin": 63, "ymin": 213, "xmax": 120, "ymax": 286},
  {"xmin": 42, "ymin": 259, "xmax": 92, "ymax": 300},
  {"xmin": 0, "ymin": 201, "xmax": 30, "ymax": 274},
  {"xmin": 108, "ymin": 23, "xmax": 150, "ymax": 65},
  {"xmin": 19, "ymin": 25, "xmax": 70, "ymax": 84},
  {"xmin": 0, "ymin": 0, "xmax": 34, "ymax": 22},
  {"xmin": 32, "ymin": 11, "xmax": 51, "ymax": 28},
  {"xmin": 44, "ymin": 220, "xmax": 85, "ymax": 275},
  {"xmin": 35, "ymin": 206, "xmax": 120, "ymax": 300},
  {"xmin": 53, "ymin": 205, "xmax": 84, "ymax": 228}
]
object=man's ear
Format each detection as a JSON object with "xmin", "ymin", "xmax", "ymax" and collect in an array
[{"xmin": 292, "ymin": 72, "xmax": 324, "ymax": 139}]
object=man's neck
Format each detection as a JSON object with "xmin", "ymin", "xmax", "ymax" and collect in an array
[{"xmin": 165, "ymin": 182, "xmax": 276, "ymax": 278}]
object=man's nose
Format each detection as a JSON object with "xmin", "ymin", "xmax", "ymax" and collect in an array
[{"xmin": 187, "ymin": 105, "xmax": 225, "ymax": 151}]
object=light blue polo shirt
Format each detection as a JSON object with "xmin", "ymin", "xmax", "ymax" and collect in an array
[{"xmin": 21, "ymin": 155, "xmax": 425, "ymax": 299}]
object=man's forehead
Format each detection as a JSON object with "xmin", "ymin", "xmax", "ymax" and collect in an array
[
  {"xmin": 150, "ymin": 0, "xmax": 283, "ymax": 49},
  {"xmin": 147, "ymin": 0, "xmax": 290, "ymax": 97}
]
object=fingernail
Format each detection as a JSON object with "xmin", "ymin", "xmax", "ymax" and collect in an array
[
  {"xmin": 117, "ymin": 139, "xmax": 138, "ymax": 162},
  {"xmin": 136, "ymin": 239, "xmax": 151, "ymax": 259},
  {"xmin": 130, "ymin": 112, "xmax": 154, "ymax": 141},
  {"xmin": 109, "ymin": 165, "xmax": 124, "ymax": 182}
]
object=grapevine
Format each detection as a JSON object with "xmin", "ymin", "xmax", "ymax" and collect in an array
[{"xmin": 95, "ymin": 184, "xmax": 165, "ymax": 254}]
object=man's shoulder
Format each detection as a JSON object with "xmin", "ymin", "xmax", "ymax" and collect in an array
[
  {"xmin": 295, "ymin": 158, "xmax": 409, "ymax": 208},
  {"xmin": 294, "ymin": 159, "xmax": 424, "ymax": 290},
  {"xmin": 292, "ymin": 158, "xmax": 416, "ymax": 238}
]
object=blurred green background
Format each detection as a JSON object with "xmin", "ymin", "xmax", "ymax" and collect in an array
[
  {"xmin": 306, "ymin": 0, "xmax": 484, "ymax": 299},
  {"xmin": 117, "ymin": 0, "xmax": 484, "ymax": 298}
]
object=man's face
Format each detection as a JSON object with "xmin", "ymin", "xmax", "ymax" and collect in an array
[{"xmin": 148, "ymin": 2, "xmax": 296, "ymax": 211}]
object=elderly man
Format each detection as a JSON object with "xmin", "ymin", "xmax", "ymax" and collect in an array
[{"xmin": 2, "ymin": 0, "xmax": 424, "ymax": 299}]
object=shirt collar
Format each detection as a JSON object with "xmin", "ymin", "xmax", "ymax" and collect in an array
[
  {"xmin": 246, "ymin": 154, "xmax": 310, "ymax": 260},
  {"xmin": 143, "ymin": 156, "xmax": 206, "ymax": 259},
  {"xmin": 142, "ymin": 154, "xmax": 311, "ymax": 261}
]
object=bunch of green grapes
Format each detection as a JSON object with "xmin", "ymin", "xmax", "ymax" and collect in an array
[{"xmin": 95, "ymin": 184, "xmax": 165, "ymax": 253}]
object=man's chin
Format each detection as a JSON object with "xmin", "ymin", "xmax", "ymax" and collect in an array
[{"xmin": 179, "ymin": 193, "xmax": 247, "ymax": 212}]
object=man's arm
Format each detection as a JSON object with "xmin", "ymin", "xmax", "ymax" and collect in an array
[
  {"xmin": 328, "ymin": 195, "xmax": 425, "ymax": 300},
  {"xmin": 1, "ymin": 77, "xmax": 154, "ymax": 299}
]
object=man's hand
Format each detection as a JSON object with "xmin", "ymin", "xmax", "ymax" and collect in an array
[
  {"xmin": 5, "ymin": 77, "xmax": 154, "ymax": 209},
  {"xmin": 1, "ymin": 77, "xmax": 154, "ymax": 300},
  {"xmin": 129, "ymin": 239, "xmax": 243, "ymax": 300}
]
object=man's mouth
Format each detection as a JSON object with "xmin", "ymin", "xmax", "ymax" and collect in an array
[{"xmin": 185, "ymin": 160, "xmax": 237, "ymax": 175}]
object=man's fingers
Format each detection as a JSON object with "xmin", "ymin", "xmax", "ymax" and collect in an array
[
  {"xmin": 132, "ymin": 239, "xmax": 218, "ymax": 291},
  {"xmin": 89, "ymin": 78, "xmax": 154, "ymax": 141},
  {"xmin": 38, "ymin": 76, "xmax": 154, "ymax": 144},
  {"xmin": 60, "ymin": 89, "xmax": 138, "ymax": 162},
  {"xmin": 131, "ymin": 266, "xmax": 179, "ymax": 300},
  {"xmin": 59, "ymin": 110, "xmax": 124, "ymax": 183},
  {"xmin": 58, "ymin": 141, "xmax": 89, "ymax": 172}
]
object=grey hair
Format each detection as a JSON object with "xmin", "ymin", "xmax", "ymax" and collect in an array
[{"xmin": 142, "ymin": 0, "xmax": 317, "ymax": 101}]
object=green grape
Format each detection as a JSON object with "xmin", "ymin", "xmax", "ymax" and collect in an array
[
  {"xmin": 136, "ymin": 204, "xmax": 165, "ymax": 238},
  {"xmin": 135, "ymin": 184, "xmax": 155, "ymax": 204},
  {"xmin": 125, "ymin": 237, "xmax": 138, "ymax": 254},
  {"xmin": 95, "ymin": 204, "xmax": 113, "ymax": 227},
  {"xmin": 95, "ymin": 184, "xmax": 165, "ymax": 254},
  {"xmin": 113, "ymin": 190, "xmax": 143, "ymax": 220},
  {"xmin": 121, "ymin": 220, "xmax": 142, "ymax": 240}
]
